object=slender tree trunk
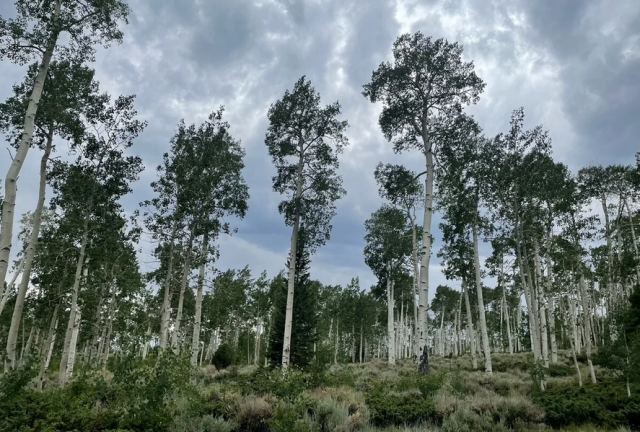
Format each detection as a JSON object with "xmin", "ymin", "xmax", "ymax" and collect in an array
[
  {"xmin": 548, "ymin": 297, "xmax": 558, "ymax": 363},
  {"xmin": 502, "ymin": 287, "xmax": 513, "ymax": 355},
  {"xmin": 141, "ymin": 324, "xmax": 151, "ymax": 360},
  {"xmin": 282, "ymin": 149, "xmax": 304, "ymax": 370},
  {"xmin": 533, "ymin": 240, "xmax": 549, "ymax": 367},
  {"xmin": 59, "ymin": 217, "xmax": 89, "ymax": 386},
  {"xmin": 359, "ymin": 321, "xmax": 364, "ymax": 363},
  {"xmin": 516, "ymin": 227, "xmax": 541, "ymax": 361},
  {"xmin": 411, "ymin": 219, "xmax": 419, "ymax": 357},
  {"xmin": 172, "ymin": 232, "xmax": 193, "ymax": 351},
  {"xmin": 0, "ymin": 259, "xmax": 23, "ymax": 316},
  {"xmin": 417, "ymin": 138, "xmax": 434, "ymax": 374},
  {"xmin": 387, "ymin": 270, "xmax": 396, "ymax": 365},
  {"xmin": 439, "ymin": 306, "xmax": 445, "ymax": 357},
  {"xmin": 578, "ymin": 275, "xmax": 597, "ymax": 383},
  {"xmin": 462, "ymin": 281, "xmax": 478, "ymax": 369},
  {"xmin": 159, "ymin": 224, "xmax": 178, "ymax": 350},
  {"xmin": 5, "ymin": 134, "xmax": 53, "ymax": 368},
  {"xmin": 334, "ymin": 317, "xmax": 339, "ymax": 364},
  {"xmin": 19, "ymin": 325, "xmax": 36, "ymax": 366},
  {"xmin": 64, "ymin": 306, "xmax": 81, "ymax": 382},
  {"xmin": 0, "ymin": 9, "xmax": 60, "ymax": 288},
  {"xmin": 472, "ymin": 223, "xmax": 492, "ymax": 373},
  {"xmin": 38, "ymin": 304, "xmax": 58, "ymax": 390},
  {"xmin": 191, "ymin": 233, "xmax": 208, "ymax": 366}
]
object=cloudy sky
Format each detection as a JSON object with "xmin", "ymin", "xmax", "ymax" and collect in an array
[{"xmin": 1, "ymin": 0, "xmax": 639, "ymax": 292}]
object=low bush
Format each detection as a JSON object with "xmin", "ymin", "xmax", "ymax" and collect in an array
[
  {"xmin": 366, "ymin": 385, "xmax": 436, "ymax": 427},
  {"xmin": 234, "ymin": 396, "xmax": 273, "ymax": 432},
  {"xmin": 534, "ymin": 380, "xmax": 640, "ymax": 429}
]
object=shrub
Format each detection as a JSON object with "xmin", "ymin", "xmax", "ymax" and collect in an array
[
  {"xmin": 269, "ymin": 402, "xmax": 313, "ymax": 432},
  {"xmin": 213, "ymin": 343, "xmax": 236, "ymax": 370},
  {"xmin": 301, "ymin": 387, "xmax": 369, "ymax": 431},
  {"xmin": 171, "ymin": 415, "xmax": 234, "ymax": 432},
  {"xmin": 366, "ymin": 385, "xmax": 436, "ymax": 427},
  {"xmin": 234, "ymin": 396, "xmax": 273, "ymax": 432},
  {"xmin": 534, "ymin": 380, "xmax": 640, "ymax": 429}
]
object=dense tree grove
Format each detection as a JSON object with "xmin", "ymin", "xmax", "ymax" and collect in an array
[{"xmin": 0, "ymin": 2, "xmax": 639, "ymax": 430}]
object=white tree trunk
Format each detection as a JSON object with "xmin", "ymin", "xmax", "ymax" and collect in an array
[
  {"xmin": 0, "ymin": 256, "xmax": 23, "ymax": 317},
  {"xmin": 38, "ymin": 304, "xmax": 58, "ymax": 390},
  {"xmin": 387, "ymin": 274, "xmax": 396, "ymax": 365},
  {"xmin": 190, "ymin": 234, "xmax": 208, "ymax": 366},
  {"xmin": 502, "ymin": 288, "xmax": 513, "ymax": 355},
  {"xmin": 159, "ymin": 226, "xmax": 178, "ymax": 350},
  {"xmin": 58, "ymin": 218, "xmax": 89, "ymax": 386},
  {"xmin": 472, "ymin": 223, "xmax": 492, "ymax": 373},
  {"xmin": 417, "ymin": 142, "xmax": 434, "ymax": 373},
  {"xmin": 5, "ymin": 133, "xmax": 53, "ymax": 368},
  {"xmin": 171, "ymin": 234, "xmax": 193, "ymax": 351},
  {"xmin": 578, "ymin": 275, "xmax": 597, "ymax": 383},
  {"xmin": 0, "ymin": 13, "xmax": 60, "ymax": 288},
  {"xmin": 463, "ymin": 281, "xmax": 478, "ymax": 369},
  {"xmin": 64, "ymin": 307, "xmax": 81, "ymax": 382},
  {"xmin": 533, "ymin": 241, "xmax": 549, "ymax": 367}
]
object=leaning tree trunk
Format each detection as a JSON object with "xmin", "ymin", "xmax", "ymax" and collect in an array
[
  {"xmin": 5, "ymin": 134, "xmax": 53, "ymax": 368},
  {"xmin": 0, "ymin": 255, "xmax": 23, "ymax": 317},
  {"xmin": 463, "ymin": 281, "xmax": 478, "ymax": 369},
  {"xmin": 38, "ymin": 304, "xmax": 59, "ymax": 390},
  {"xmin": 0, "ymin": 8, "xmax": 60, "ymax": 289},
  {"xmin": 159, "ymin": 224, "xmax": 178, "ymax": 350},
  {"xmin": 417, "ymin": 136, "xmax": 434, "ymax": 374},
  {"xmin": 472, "ymin": 222, "xmax": 492, "ymax": 373},
  {"xmin": 172, "ymin": 232, "xmax": 193, "ymax": 351},
  {"xmin": 190, "ymin": 233, "xmax": 209, "ymax": 366},
  {"xmin": 58, "ymin": 217, "xmax": 89, "ymax": 386}
]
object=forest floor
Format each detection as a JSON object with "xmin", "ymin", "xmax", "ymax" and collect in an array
[{"xmin": 2, "ymin": 351, "xmax": 638, "ymax": 431}]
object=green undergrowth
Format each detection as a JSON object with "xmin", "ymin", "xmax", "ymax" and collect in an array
[{"xmin": 0, "ymin": 352, "xmax": 638, "ymax": 431}]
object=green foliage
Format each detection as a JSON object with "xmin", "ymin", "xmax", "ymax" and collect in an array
[
  {"xmin": 213, "ymin": 343, "xmax": 237, "ymax": 370},
  {"xmin": 266, "ymin": 76, "xmax": 348, "ymax": 249},
  {"xmin": 534, "ymin": 380, "xmax": 640, "ymax": 429},
  {"xmin": 0, "ymin": 353, "xmax": 194, "ymax": 432},
  {"xmin": 366, "ymin": 385, "xmax": 436, "ymax": 427}
]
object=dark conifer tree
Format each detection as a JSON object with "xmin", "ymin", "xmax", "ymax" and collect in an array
[{"xmin": 268, "ymin": 228, "xmax": 318, "ymax": 368}]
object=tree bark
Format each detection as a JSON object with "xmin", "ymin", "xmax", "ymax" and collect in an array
[
  {"xmin": 190, "ymin": 233, "xmax": 208, "ymax": 366},
  {"xmin": 578, "ymin": 275, "xmax": 597, "ymax": 383},
  {"xmin": 387, "ymin": 271, "xmax": 396, "ymax": 365},
  {"xmin": 38, "ymin": 304, "xmax": 58, "ymax": 390},
  {"xmin": 282, "ymin": 149, "xmax": 304, "ymax": 370},
  {"xmin": 0, "ymin": 3, "xmax": 60, "ymax": 289},
  {"xmin": 58, "ymin": 216, "xmax": 89, "ymax": 386},
  {"xmin": 171, "ymin": 232, "xmax": 193, "ymax": 351},
  {"xmin": 417, "ymin": 137, "xmax": 434, "ymax": 374},
  {"xmin": 5, "ymin": 133, "xmax": 53, "ymax": 368},
  {"xmin": 502, "ymin": 287, "xmax": 513, "ymax": 355},
  {"xmin": 472, "ymin": 223, "xmax": 492, "ymax": 373},
  {"xmin": 65, "ymin": 307, "xmax": 81, "ymax": 381},
  {"xmin": 462, "ymin": 281, "xmax": 478, "ymax": 369},
  {"xmin": 159, "ymin": 225, "xmax": 178, "ymax": 350}
]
